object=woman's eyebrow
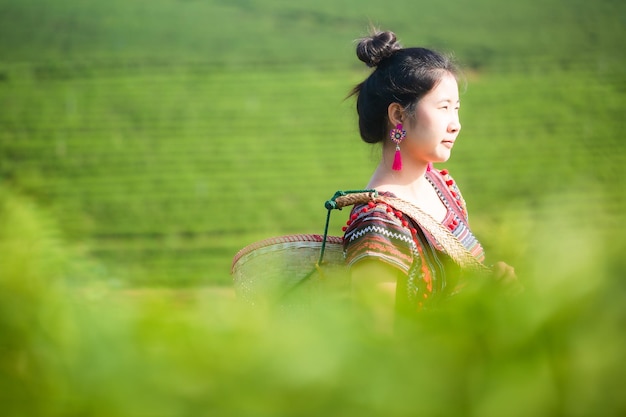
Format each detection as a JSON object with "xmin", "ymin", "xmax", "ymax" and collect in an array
[{"xmin": 437, "ymin": 98, "xmax": 461, "ymax": 104}]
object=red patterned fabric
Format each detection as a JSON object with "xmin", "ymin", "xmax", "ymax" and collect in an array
[{"xmin": 343, "ymin": 169, "xmax": 485, "ymax": 305}]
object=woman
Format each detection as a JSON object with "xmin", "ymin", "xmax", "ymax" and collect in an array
[{"xmin": 343, "ymin": 30, "xmax": 517, "ymax": 329}]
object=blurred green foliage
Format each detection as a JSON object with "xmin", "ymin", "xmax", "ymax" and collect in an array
[
  {"xmin": 1, "ymin": 185, "xmax": 625, "ymax": 416},
  {"xmin": 0, "ymin": 1, "xmax": 625, "ymax": 414}
]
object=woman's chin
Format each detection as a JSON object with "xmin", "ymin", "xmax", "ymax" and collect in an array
[{"xmin": 433, "ymin": 154, "xmax": 451, "ymax": 164}]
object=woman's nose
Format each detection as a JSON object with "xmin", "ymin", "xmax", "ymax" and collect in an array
[{"xmin": 448, "ymin": 119, "xmax": 461, "ymax": 133}]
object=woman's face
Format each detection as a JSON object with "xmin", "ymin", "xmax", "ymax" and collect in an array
[{"xmin": 402, "ymin": 72, "xmax": 461, "ymax": 165}]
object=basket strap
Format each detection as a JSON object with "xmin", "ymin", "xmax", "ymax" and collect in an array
[{"xmin": 334, "ymin": 192, "xmax": 489, "ymax": 274}]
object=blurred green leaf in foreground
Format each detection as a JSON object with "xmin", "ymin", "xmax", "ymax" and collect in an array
[{"xmin": 1, "ymin": 186, "xmax": 625, "ymax": 416}]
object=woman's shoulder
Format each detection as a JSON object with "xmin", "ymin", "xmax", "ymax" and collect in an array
[
  {"xmin": 343, "ymin": 193, "xmax": 407, "ymax": 234},
  {"xmin": 342, "ymin": 193, "xmax": 416, "ymax": 273},
  {"xmin": 342, "ymin": 193, "xmax": 417, "ymax": 247}
]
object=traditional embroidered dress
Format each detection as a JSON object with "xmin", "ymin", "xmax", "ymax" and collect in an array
[{"xmin": 343, "ymin": 168, "xmax": 485, "ymax": 309}]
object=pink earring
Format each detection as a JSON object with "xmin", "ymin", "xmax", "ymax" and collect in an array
[{"xmin": 389, "ymin": 123, "xmax": 406, "ymax": 171}]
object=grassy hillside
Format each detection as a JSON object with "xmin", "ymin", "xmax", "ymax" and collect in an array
[
  {"xmin": 0, "ymin": 0, "xmax": 623, "ymax": 68},
  {"xmin": 1, "ymin": 0, "xmax": 624, "ymax": 286}
]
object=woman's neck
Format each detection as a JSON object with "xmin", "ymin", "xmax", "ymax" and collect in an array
[
  {"xmin": 368, "ymin": 161, "xmax": 447, "ymax": 222},
  {"xmin": 367, "ymin": 161, "xmax": 430, "ymax": 192}
]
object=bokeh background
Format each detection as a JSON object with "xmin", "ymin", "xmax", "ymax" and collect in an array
[{"xmin": 1, "ymin": 0, "xmax": 625, "ymax": 416}]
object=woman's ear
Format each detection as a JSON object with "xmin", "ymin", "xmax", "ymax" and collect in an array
[{"xmin": 387, "ymin": 103, "xmax": 404, "ymax": 127}]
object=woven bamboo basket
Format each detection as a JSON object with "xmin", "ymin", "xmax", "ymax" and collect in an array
[{"xmin": 231, "ymin": 234, "xmax": 349, "ymax": 305}]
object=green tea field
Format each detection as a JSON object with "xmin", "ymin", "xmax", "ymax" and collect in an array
[{"xmin": 2, "ymin": 0, "xmax": 623, "ymax": 286}]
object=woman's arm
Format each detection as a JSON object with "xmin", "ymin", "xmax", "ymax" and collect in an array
[{"xmin": 350, "ymin": 259, "xmax": 400, "ymax": 334}]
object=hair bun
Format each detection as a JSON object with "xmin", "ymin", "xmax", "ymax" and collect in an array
[{"xmin": 356, "ymin": 30, "xmax": 402, "ymax": 68}]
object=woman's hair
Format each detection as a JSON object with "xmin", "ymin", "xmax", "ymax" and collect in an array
[{"xmin": 351, "ymin": 30, "xmax": 458, "ymax": 144}]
